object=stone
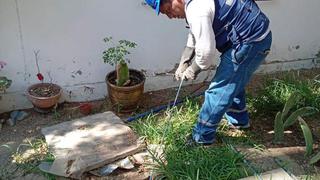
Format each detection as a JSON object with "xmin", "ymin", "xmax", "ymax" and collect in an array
[
  {"xmin": 10, "ymin": 110, "xmax": 29, "ymax": 121},
  {"xmin": 239, "ymin": 168, "xmax": 295, "ymax": 180},
  {"xmin": 6, "ymin": 118, "xmax": 16, "ymax": 126}
]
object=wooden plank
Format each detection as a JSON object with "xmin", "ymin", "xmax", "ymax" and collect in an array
[{"xmin": 41, "ymin": 111, "xmax": 145, "ymax": 179}]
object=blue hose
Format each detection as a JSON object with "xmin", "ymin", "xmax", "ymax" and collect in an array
[{"xmin": 126, "ymin": 91, "xmax": 205, "ymax": 122}]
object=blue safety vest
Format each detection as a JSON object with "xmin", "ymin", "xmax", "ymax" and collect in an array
[{"xmin": 185, "ymin": 0, "xmax": 269, "ymax": 52}]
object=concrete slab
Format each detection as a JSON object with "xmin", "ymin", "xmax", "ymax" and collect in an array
[
  {"xmin": 267, "ymin": 147, "xmax": 306, "ymax": 176},
  {"xmin": 236, "ymin": 146, "xmax": 304, "ymax": 177},
  {"xmin": 13, "ymin": 173, "xmax": 47, "ymax": 180},
  {"xmin": 239, "ymin": 168, "xmax": 294, "ymax": 180},
  {"xmin": 41, "ymin": 111, "xmax": 145, "ymax": 179}
]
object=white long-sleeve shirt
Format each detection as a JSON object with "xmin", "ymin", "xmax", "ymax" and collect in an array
[
  {"xmin": 185, "ymin": 0, "xmax": 270, "ymax": 70},
  {"xmin": 185, "ymin": 0, "xmax": 216, "ymax": 70}
]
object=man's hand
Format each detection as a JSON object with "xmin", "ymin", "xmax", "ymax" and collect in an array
[
  {"xmin": 183, "ymin": 61, "xmax": 201, "ymax": 80},
  {"xmin": 175, "ymin": 63, "xmax": 188, "ymax": 81},
  {"xmin": 175, "ymin": 46, "xmax": 195, "ymax": 81}
]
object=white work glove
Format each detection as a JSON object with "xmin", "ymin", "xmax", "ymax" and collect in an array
[
  {"xmin": 175, "ymin": 46, "xmax": 195, "ymax": 81},
  {"xmin": 183, "ymin": 61, "xmax": 201, "ymax": 80}
]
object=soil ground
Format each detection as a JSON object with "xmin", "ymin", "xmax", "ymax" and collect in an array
[{"xmin": 1, "ymin": 68, "xmax": 320, "ymax": 179}]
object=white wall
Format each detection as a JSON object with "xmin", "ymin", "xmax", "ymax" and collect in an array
[{"xmin": 1, "ymin": 0, "xmax": 320, "ymax": 112}]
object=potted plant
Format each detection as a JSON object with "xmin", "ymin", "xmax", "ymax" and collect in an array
[
  {"xmin": 0, "ymin": 61, "xmax": 12, "ymax": 94},
  {"xmin": 26, "ymin": 50, "xmax": 62, "ymax": 113},
  {"xmin": 0, "ymin": 76, "xmax": 11, "ymax": 93},
  {"xmin": 102, "ymin": 37, "xmax": 145, "ymax": 113}
]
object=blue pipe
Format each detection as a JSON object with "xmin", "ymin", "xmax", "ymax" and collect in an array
[{"xmin": 126, "ymin": 91, "xmax": 205, "ymax": 122}]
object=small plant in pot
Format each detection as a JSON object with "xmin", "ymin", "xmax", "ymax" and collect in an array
[
  {"xmin": 26, "ymin": 50, "xmax": 62, "ymax": 113},
  {"xmin": 0, "ymin": 61, "xmax": 12, "ymax": 94},
  {"xmin": 103, "ymin": 37, "xmax": 145, "ymax": 113}
]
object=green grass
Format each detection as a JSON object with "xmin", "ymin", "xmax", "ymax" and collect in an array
[
  {"xmin": 248, "ymin": 71, "xmax": 320, "ymax": 118},
  {"xmin": 152, "ymin": 145, "xmax": 249, "ymax": 180},
  {"xmin": 130, "ymin": 70, "xmax": 320, "ymax": 179},
  {"xmin": 1, "ymin": 138, "xmax": 56, "ymax": 180},
  {"xmin": 130, "ymin": 99, "xmax": 251, "ymax": 180}
]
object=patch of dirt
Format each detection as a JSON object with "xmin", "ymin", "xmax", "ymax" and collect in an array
[
  {"xmin": 107, "ymin": 70, "xmax": 144, "ymax": 87},
  {"xmin": 85, "ymin": 166, "xmax": 149, "ymax": 180},
  {"xmin": 29, "ymin": 83, "xmax": 61, "ymax": 97}
]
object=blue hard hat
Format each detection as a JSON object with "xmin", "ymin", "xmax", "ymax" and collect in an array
[{"xmin": 145, "ymin": 0, "xmax": 161, "ymax": 15}]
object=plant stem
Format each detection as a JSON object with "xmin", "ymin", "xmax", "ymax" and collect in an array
[{"xmin": 34, "ymin": 50, "xmax": 41, "ymax": 74}]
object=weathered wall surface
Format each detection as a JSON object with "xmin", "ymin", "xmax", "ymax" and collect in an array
[{"xmin": 1, "ymin": 0, "xmax": 320, "ymax": 112}]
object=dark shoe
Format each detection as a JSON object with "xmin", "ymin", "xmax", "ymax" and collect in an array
[
  {"xmin": 185, "ymin": 136, "xmax": 215, "ymax": 148},
  {"xmin": 228, "ymin": 123, "xmax": 250, "ymax": 130}
]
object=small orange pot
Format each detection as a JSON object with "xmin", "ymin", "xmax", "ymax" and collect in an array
[{"xmin": 26, "ymin": 83, "xmax": 62, "ymax": 109}]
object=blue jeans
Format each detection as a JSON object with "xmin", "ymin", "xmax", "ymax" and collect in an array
[{"xmin": 193, "ymin": 32, "xmax": 272, "ymax": 144}]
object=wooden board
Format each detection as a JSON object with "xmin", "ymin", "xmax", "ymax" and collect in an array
[{"xmin": 41, "ymin": 111, "xmax": 145, "ymax": 179}]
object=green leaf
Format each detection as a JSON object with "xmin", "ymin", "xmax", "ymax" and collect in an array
[
  {"xmin": 274, "ymin": 112, "xmax": 284, "ymax": 142},
  {"xmin": 310, "ymin": 151, "xmax": 320, "ymax": 165},
  {"xmin": 283, "ymin": 107, "xmax": 318, "ymax": 128},
  {"xmin": 102, "ymin": 37, "xmax": 137, "ymax": 67},
  {"xmin": 0, "ymin": 144, "xmax": 12, "ymax": 152},
  {"xmin": 281, "ymin": 92, "xmax": 301, "ymax": 120},
  {"xmin": 298, "ymin": 117, "xmax": 313, "ymax": 156}
]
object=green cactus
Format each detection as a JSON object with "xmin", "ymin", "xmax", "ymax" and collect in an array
[
  {"xmin": 116, "ymin": 61, "xmax": 130, "ymax": 86},
  {"xmin": 102, "ymin": 37, "xmax": 137, "ymax": 87}
]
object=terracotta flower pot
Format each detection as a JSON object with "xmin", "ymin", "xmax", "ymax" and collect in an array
[
  {"xmin": 106, "ymin": 69, "xmax": 145, "ymax": 113},
  {"xmin": 26, "ymin": 83, "xmax": 62, "ymax": 110}
]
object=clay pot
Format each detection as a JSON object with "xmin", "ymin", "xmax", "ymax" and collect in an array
[
  {"xmin": 26, "ymin": 83, "xmax": 62, "ymax": 110},
  {"xmin": 106, "ymin": 69, "xmax": 145, "ymax": 113}
]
